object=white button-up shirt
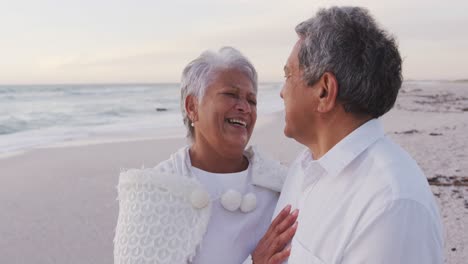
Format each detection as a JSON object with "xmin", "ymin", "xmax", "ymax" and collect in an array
[{"xmin": 274, "ymin": 119, "xmax": 444, "ymax": 264}]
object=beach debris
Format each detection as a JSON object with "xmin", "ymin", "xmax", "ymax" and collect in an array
[
  {"xmin": 428, "ymin": 175, "xmax": 448, "ymax": 186},
  {"xmin": 429, "ymin": 132, "xmax": 443, "ymax": 136},
  {"xmin": 155, "ymin": 107, "xmax": 168, "ymax": 112},
  {"xmin": 395, "ymin": 129, "xmax": 419, "ymax": 135},
  {"xmin": 398, "ymin": 89, "xmax": 468, "ymax": 113},
  {"xmin": 451, "ymin": 248, "xmax": 457, "ymax": 252},
  {"xmin": 428, "ymin": 174, "xmax": 468, "ymax": 186},
  {"xmin": 453, "ymin": 179, "xmax": 468, "ymax": 187}
]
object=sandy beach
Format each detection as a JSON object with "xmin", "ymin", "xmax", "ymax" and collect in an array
[{"xmin": 0, "ymin": 81, "xmax": 467, "ymax": 263}]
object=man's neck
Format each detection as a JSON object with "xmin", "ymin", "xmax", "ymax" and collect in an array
[{"xmin": 307, "ymin": 114, "xmax": 372, "ymax": 160}]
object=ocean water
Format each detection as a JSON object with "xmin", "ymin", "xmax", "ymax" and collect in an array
[{"xmin": 0, "ymin": 83, "xmax": 284, "ymax": 156}]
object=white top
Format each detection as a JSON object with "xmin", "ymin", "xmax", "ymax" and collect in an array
[
  {"xmin": 114, "ymin": 146, "xmax": 286, "ymax": 264},
  {"xmin": 191, "ymin": 166, "xmax": 277, "ymax": 263},
  {"xmin": 274, "ymin": 119, "xmax": 444, "ymax": 264}
]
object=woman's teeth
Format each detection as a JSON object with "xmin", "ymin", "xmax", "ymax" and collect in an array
[{"xmin": 227, "ymin": 118, "xmax": 247, "ymax": 127}]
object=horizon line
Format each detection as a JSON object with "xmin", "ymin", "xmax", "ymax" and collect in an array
[{"xmin": 0, "ymin": 79, "xmax": 467, "ymax": 86}]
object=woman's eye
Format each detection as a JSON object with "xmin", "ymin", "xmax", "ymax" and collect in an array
[{"xmin": 224, "ymin": 92, "xmax": 237, "ymax": 97}]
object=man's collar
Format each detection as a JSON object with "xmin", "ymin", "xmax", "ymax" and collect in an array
[{"xmin": 303, "ymin": 119, "xmax": 384, "ymax": 178}]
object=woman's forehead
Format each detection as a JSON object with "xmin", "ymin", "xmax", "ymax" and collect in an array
[{"xmin": 208, "ymin": 69, "xmax": 256, "ymax": 92}]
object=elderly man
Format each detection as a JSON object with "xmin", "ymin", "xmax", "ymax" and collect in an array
[{"xmin": 272, "ymin": 6, "xmax": 444, "ymax": 264}]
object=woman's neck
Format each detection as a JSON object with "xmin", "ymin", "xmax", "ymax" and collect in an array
[{"xmin": 189, "ymin": 143, "xmax": 248, "ymax": 173}]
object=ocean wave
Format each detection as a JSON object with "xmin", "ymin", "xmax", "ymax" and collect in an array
[
  {"xmin": 0, "ymin": 117, "xmax": 29, "ymax": 135},
  {"xmin": 0, "ymin": 83, "xmax": 283, "ymax": 155},
  {"xmin": 0, "ymin": 113, "xmax": 75, "ymax": 135},
  {"xmin": 0, "ymin": 87, "xmax": 16, "ymax": 94}
]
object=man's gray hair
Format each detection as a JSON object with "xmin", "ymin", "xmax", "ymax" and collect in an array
[
  {"xmin": 296, "ymin": 6, "xmax": 402, "ymax": 118},
  {"xmin": 180, "ymin": 47, "xmax": 258, "ymax": 139}
]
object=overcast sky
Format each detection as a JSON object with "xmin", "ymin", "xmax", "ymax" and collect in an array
[{"xmin": 0, "ymin": 0, "xmax": 467, "ymax": 84}]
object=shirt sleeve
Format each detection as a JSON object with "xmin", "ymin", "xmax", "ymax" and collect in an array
[{"xmin": 342, "ymin": 199, "xmax": 444, "ymax": 264}]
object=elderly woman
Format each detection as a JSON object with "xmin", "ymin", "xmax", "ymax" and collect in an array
[{"xmin": 114, "ymin": 47, "xmax": 297, "ymax": 264}]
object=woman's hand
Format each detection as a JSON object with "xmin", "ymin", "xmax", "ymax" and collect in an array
[{"xmin": 251, "ymin": 205, "xmax": 299, "ymax": 264}]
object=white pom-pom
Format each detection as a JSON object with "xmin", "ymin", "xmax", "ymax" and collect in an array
[
  {"xmin": 190, "ymin": 188, "xmax": 210, "ymax": 209},
  {"xmin": 240, "ymin": 193, "xmax": 257, "ymax": 213},
  {"xmin": 221, "ymin": 189, "xmax": 242, "ymax": 211}
]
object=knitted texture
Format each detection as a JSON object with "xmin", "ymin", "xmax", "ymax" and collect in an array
[
  {"xmin": 114, "ymin": 168, "xmax": 211, "ymax": 264},
  {"xmin": 247, "ymin": 146, "xmax": 287, "ymax": 192}
]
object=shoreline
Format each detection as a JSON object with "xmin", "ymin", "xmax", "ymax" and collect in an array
[{"xmin": 0, "ymin": 111, "xmax": 282, "ymax": 161}]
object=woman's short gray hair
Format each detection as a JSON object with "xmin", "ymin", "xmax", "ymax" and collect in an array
[
  {"xmin": 295, "ymin": 6, "xmax": 402, "ymax": 118},
  {"xmin": 180, "ymin": 47, "xmax": 258, "ymax": 139}
]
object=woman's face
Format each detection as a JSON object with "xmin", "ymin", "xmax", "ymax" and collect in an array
[{"xmin": 190, "ymin": 68, "xmax": 257, "ymax": 154}]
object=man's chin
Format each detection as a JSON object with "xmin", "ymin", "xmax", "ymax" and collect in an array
[{"xmin": 283, "ymin": 126, "xmax": 294, "ymax": 138}]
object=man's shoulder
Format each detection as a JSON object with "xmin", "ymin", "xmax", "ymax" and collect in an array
[
  {"xmin": 368, "ymin": 136, "xmax": 419, "ymax": 169},
  {"xmin": 362, "ymin": 137, "xmax": 434, "ymax": 206}
]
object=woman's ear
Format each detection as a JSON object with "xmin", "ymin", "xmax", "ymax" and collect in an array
[
  {"xmin": 317, "ymin": 72, "xmax": 338, "ymax": 113},
  {"xmin": 185, "ymin": 95, "xmax": 198, "ymax": 122}
]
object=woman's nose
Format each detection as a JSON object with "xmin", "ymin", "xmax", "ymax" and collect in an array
[{"xmin": 236, "ymin": 98, "xmax": 251, "ymax": 113}]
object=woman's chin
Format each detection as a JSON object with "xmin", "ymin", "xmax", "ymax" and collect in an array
[{"xmin": 223, "ymin": 134, "xmax": 249, "ymax": 150}]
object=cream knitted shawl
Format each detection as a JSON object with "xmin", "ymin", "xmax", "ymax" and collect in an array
[{"xmin": 113, "ymin": 145, "xmax": 286, "ymax": 264}]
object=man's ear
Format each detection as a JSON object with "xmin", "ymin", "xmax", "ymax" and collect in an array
[
  {"xmin": 185, "ymin": 95, "xmax": 198, "ymax": 122},
  {"xmin": 317, "ymin": 72, "xmax": 338, "ymax": 113}
]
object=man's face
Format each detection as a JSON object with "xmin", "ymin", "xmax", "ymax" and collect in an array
[{"xmin": 280, "ymin": 39, "xmax": 320, "ymax": 142}]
